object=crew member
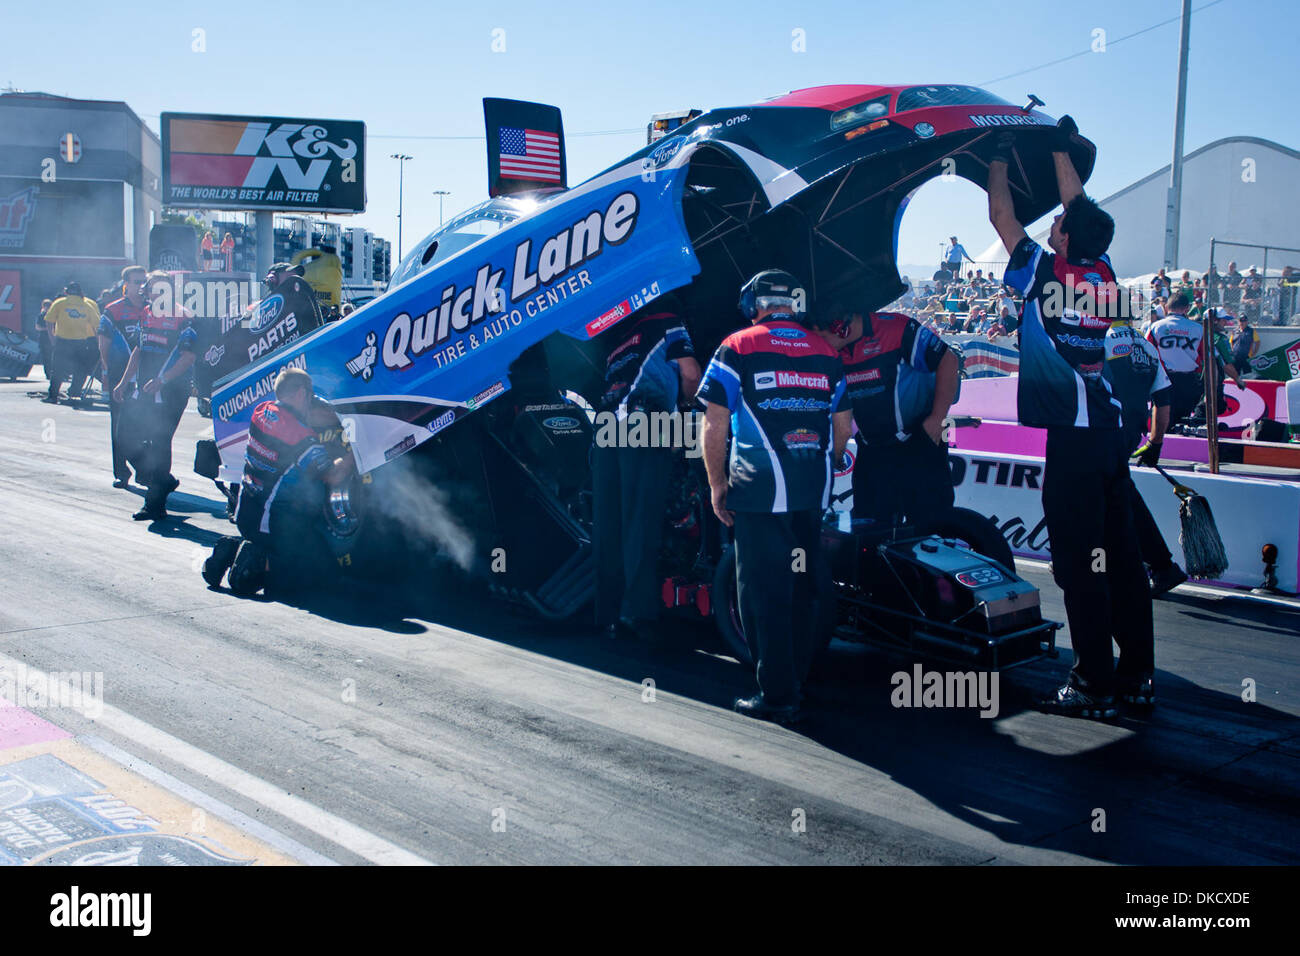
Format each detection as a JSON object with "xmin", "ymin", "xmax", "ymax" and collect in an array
[
  {"xmin": 988, "ymin": 119, "xmax": 1153, "ymax": 718},
  {"xmin": 203, "ymin": 368, "xmax": 355, "ymax": 596},
  {"xmin": 43, "ymin": 282, "xmax": 100, "ymax": 405},
  {"xmin": 265, "ymin": 262, "xmax": 324, "ymax": 329},
  {"xmin": 697, "ymin": 270, "xmax": 852, "ymax": 725},
  {"xmin": 592, "ymin": 295, "xmax": 700, "ymax": 641},
  {"xmin": 1105, "ymin": 314, "xmax": 1188, "ymax": 601},
  {"xmin": 1145, "ymin": 294, "xmax": 1243, "ymax": 427},
  {"xmin": 112, "ymin": 274, "xmax": 197, "ymax": 521},
  {"xmin": 98, "ymin": 266, "xmax": 149, "ymax": 488},
  {"xmin": 820, "ymin": 305, "xmax": 959, "ymax": 528}
]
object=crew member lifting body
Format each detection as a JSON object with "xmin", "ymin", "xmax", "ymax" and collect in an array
[
  {"xmin": 1105, "ymin": 316, "xmax": 1188, "ymax": 598},
  {"xmin": 592, "ymin": 295, "xmax": 701, "ymax": 640},
  {"xmin": 203, "ymin": 368, "xmax": 355, "ymax": 596},
  {"xmin": 698, "ymin": 270, "xmax": 852, "ymax": 726},
  {"xmin": 113, "ymin": 274, "xmax": 197, "ymax": 521},
  {"xmin": 988, "ymin": 119, "xmax": 1154, "ymax": 718},
  {"xmin": 98, "ymin": 266, "xmax": 149, "ymax": 488},
  {"xmin": 820, "ymin": 306, "xmax": 959, "ymax": 528}
]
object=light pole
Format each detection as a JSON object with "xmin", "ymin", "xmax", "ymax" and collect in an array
[
  {"xmin": 432, "ymin": 190, "xmax": 451, "ymax": 227},
  {"xmin": 391, "ymin": 153, "xmax": 413, "ymax": 261},
  {"xmin": 1163, "ymin": 0, "xmax": 1192, "ymax": 270}
]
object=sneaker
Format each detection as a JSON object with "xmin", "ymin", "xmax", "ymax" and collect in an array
[
  {"xmin": 161, "ymin": 474, "xmax": 180, "ymax": 495},
  {"xmin": 132, "ymin": 507, "xmax": 166, "ymax": 522},
  {"xmin": 1038, "ymin": 682, "xmax": 1117, "ymax": 719},
  {"xmin": 1117, "ymin": 678, "xmax": 1155, "ymax": 708},
  {"xmin": 228, "ymin": 540, "xmax": 268, "ymax": 596},
  {"xmin": 112, "ymin": 477, "xmax": 130, "ymax": 489},
  {"xmin": 1150, "ymin": 564, "xmax": 1188, "ymax": 597},
  {"xmin": 733, "ymin": 693, "xmax": 803, "ymax": 726}
]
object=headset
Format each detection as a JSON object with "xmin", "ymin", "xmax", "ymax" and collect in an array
[{"xmin": 738, "ymin": 269, "xmax": 828, "ymax": 328}]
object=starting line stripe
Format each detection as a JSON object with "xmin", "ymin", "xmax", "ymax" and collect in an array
[
  {"xmin": 79, "ymin": 735, "xmax": 337, "ymax": 867},
  {"xmin": 0, "ymin": 651, "xmax": 434, "ymax": 866}
]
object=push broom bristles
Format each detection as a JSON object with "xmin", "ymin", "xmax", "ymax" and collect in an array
[
  {"xmin": 1178, "ymin": 491, "xmax": 1229, "ymax": 579},
  {"xmin": 1155, "ymin": 465, "xmax": 1229, "ymax": 579}
]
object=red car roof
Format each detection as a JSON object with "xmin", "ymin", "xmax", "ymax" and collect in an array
[{"xmin": 760, "ymin": 85, "xmax": 904, "ymax": 111}]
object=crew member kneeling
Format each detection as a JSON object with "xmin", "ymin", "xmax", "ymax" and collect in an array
[
  {"xmin": 202, "ymin": 368, "xmax": 355, "ymax": 596},
  {"xmin": 821, "ymin": 305, "xmax": 959, "ymax": 528},
  {"xmin": 698, "ymin": 270, "xmax": 852, "ymax": 726}
]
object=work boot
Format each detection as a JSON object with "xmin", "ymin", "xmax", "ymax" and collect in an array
[
  {"xmin": 1038, "ymin": 679, "xmax": 1116, "ymax": 720},
  {"xmin": 228, "ymin": 540, "xmax": 268, "ymax": 596},
  {"xmin": 1117, "ymin": 677, "xmax": 1156, "ymax": 709},
  {"xmin": 202, "ymin": 536, "xmax": 242, "ymax": 588},
  {"xmin": 733, "ymin": 693, "xmax": 803, "ymax": 726}
]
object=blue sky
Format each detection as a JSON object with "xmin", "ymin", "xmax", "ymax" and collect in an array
[{"xmin": 5, "ymin": 0, "xmax": 1289, "ymax": 272}]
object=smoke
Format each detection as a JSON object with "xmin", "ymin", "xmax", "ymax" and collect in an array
[{"xmin": 367, "ymin": 460, "xmax": 477, "ymax": 572}]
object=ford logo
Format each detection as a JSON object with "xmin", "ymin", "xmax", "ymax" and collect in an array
[
  {"xmin": 769, "ymin": 327, "xmax": 805, "ymax": 339},
  {"xmin": 648, "ymin": 137, "xmax": 683, "ymax": 169},
  {"xmin": 543, "ymin": 416, "xmax": 579, "ymax": 430},
  {"xmin": 249, "ymin": 294, "xmax": 284, "ymax": 333}
]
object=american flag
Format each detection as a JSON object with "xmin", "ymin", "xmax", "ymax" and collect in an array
[{"xmin": 499, "ymin": 127, "xmax": 562, "ymax": 183}]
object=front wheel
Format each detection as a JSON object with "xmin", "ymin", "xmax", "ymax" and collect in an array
[{"xmin": 711, "ymin": 543, "xmax": 834, "ymax": 670}]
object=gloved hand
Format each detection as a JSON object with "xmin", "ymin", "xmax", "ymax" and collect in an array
[
  {"xmin": 1054, "ymin": 115, "xmax": 1079, "ymax": 153},
  {"xmin": 991, "ymin": 131, "xmax": 1016, "ymax": 164},
  {"xmin": 1134, "ymin": 440, "xmax": 1162, "ymax": 468}
]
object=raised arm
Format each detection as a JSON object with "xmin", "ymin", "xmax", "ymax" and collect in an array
[
  {"xmin": 987, "ymin": 135, "xmax": 1027, "ymax": 256},
  {"xmin": 1051, "ymin": 115, "xmax": 1084, "ymax": 207}
]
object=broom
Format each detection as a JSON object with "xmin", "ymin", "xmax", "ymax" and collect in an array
[{"xmin": 1153, "ymin": 464, "xmax": 1229, "ymax": 579}]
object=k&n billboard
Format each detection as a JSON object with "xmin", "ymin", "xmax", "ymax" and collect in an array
[{"xmin": 161, "ymin": 113, "xmax": 365, "ymax": 213}]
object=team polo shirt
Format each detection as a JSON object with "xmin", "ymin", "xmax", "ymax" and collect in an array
[
  {"xmin": 99, "ymin": 297, "xmax": 149, "ymax": 378},
  {"xmin": 1003, "ymin": 237, "xmax": 1123, "ymax": 430},
  {"xmin": 840, "ymin": 311, "xmax": 948, "ymax": 446},
  {"xmin": 44, "ymin": 296, "xmax": 100, "ymax": 340},
  {"xmin": 1144, "ymin": 313, "xmax": 1223, "ymax": 377},
  {"xmin": 598, "ymin": 310, "xmax": 695, "ymax": 416},
  {"xmin": 240, "ymin": 399, "xmax": 332, "ymax": 535},
  {"xmin": 1104, "ymin": 323, "xmax": 1173, "ymax": 452},
  {"xmin": 697, "ymin": 319, "xmax": 847, "ymax": 514},
  {"xmin": 136, "ymin": 309, "xmax": 197, "ymax": 401}
]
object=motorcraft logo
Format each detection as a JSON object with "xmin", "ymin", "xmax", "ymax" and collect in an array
[
  {"xmin": 0, "ymin": 186, "xmax": 38, "ymax": 248},
  {"xmin": 381, "ymin": 190, "xmax": 639, "ymax": 373},
  {"xmin": 969, "ymin": 113, "xmax": 1045, "ymax": 127},
  {"xmin": 846, "ymin": 368, "xmax": 882, "ymax": 384},
  {"xmin": 776, "ymin": 371, "xmax": 829, "ymax": 390}
]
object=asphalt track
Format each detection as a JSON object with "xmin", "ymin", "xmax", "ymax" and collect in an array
[{"xmin": 1, "ymin": 376, "xmax": 1298, "ymax": 865}]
